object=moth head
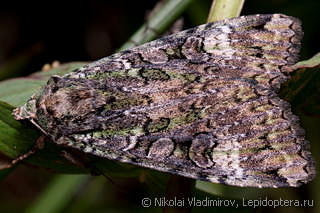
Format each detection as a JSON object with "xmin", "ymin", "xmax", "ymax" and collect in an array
[
  {"xmin": 13, "ymin": 95, "xmax": 52, "ymax": 135},
  {"xmin": 13, "ymin": 75, "xmax": 62, "ymax": 121},
  {"xmin": 13, "ymin": 98, "xmax": 37, "ymax": 121},
  {"xmin": 13, "ymin": 75, "xmax": 63, "ymax": 135}
]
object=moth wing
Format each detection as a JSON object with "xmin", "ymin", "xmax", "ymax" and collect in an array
[
  {"xmin": 19, "ymin": 14, "xmax": 315, "ymax": 187},
  {"xmin": 59, "ymin": 79, "xmax": 314, "ymax": 187}
]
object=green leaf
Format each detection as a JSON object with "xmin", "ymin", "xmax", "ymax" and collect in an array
[
  {"xmin": 0, "ymin": 101, "xmax": 40, "ymax": 159},
  {"xmin": 286, "ymin": 52, "xmax": 320, "ymax": 71},
  {"xmin": 25, "ymin": 174, "xmax": 89, "ymax": 213},
  {"xmin": 0, "ymin": 100, "xmax": 91, "ymax": 174},
  {"xmin": 0, "ymin": 101, "xmax": 39, "ymax": 179}
]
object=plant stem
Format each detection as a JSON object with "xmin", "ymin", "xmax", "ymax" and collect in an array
[
  {"xmin": 207, "ymin": 0, "xmax": 245, "ymax": 22},
  {"xmin": 119, "ymin": 0, "xmax": 194, "ymax": 51}
]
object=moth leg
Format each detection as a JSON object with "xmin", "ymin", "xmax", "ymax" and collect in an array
[
  {"xmin": 2, "ymin": 135, "xmax": 46, "ymax": 169},
  {"xmin": 59, "ymin": 148, "xmax": 101, "ymax": 175},
  {"xmin": 60, "ymin": 148, "xmax": 114, "ymax": 178},
  {"xmin": 61, "ymin": 148, "xmax": 129, "ymax": 193},
  {"xmin": 60, "ymin": 149, "xmax": 86, "ymax": 169}
]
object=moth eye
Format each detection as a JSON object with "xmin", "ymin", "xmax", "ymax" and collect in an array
[
  {"xmin": 45, "ymin": 107, "xmax": 54, "ymax": 115},
  {"xmin": 36, "ymin": 107, "xmax": 45, "ymax": 115}
]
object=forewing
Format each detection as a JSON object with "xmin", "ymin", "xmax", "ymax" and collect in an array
[{"xmin": 19, "ymin": 14, "xmax": 315, "ymax": 187}]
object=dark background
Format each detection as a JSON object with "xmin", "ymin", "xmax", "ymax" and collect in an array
[{"xmin": 0, "ymin": 0, "xmax": 320, "ymax": 212}]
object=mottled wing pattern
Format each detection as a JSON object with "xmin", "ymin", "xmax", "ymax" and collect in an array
[{"xmin": 16, "ymin": 14, "xmax": 315, "ymax": 187}]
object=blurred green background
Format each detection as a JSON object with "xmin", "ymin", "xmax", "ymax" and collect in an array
[{"xmin": 0, "ymin": 0, "xmax": 319, "ymax": 212}]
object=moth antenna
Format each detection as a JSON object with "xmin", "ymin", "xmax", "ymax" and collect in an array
[
  {"xmin": 30, "ymin": 119, "xmax": 49, "ymax": 136},
  {"xmin": 3, "ymin": 135, "xmax": 46, "ymax": 169},
  {"xmin": 61, "ymin": 149, "xmax": 129, "ymax": 194}
]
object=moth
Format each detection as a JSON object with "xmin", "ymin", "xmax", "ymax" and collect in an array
[{"xmin": 13, "ymin": 14, "xmax": 315, "ymax": 188}]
